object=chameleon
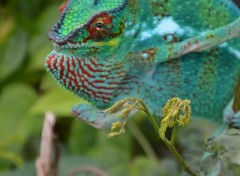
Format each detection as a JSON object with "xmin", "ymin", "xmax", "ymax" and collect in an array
[{"xmin": 45, "ymin": 0, "xmax": 240, "ymax": 129}]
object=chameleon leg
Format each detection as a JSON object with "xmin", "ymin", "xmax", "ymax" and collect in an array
[
  {"xmin": 156, "ymin": 17, "xmax": 240, "ymax": 63},
  {"xmin": 71, "ymin": 104, "xmax": 127, "ymax": 129},
  {"xmin": 71, "ymin": 104, "xmax": 116, "ymax": 129}
]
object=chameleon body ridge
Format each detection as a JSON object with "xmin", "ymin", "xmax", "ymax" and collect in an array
[{"xmin": 46, "ymin": 0, "xmax": 240, "ymax": 128}]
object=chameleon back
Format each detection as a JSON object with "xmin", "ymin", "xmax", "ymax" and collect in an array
[{"xmin": 120, "ymin": 0, "xmax": 240, "ymax": 121}]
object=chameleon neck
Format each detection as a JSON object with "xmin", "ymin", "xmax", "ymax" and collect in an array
[{"xmin": 45, "ymin": 50, "xmax": 129, "ymax": 107}]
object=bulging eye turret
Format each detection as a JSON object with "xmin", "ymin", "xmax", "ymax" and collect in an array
[{"xmin": 87, "ymin": 13, "xmax": 113, "ymax": 41}]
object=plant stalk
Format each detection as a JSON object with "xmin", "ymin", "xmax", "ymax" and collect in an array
[
  {"xmin": 135, "ymin": 98, "xmax": 160, "ymax": 134},
  {"xmin": 137, "ymin": 98, "xmax": 198, "ymax": 176},
  {"xmin": 163, "ymin": 136, "xmax": 199, "ymax": 176}
]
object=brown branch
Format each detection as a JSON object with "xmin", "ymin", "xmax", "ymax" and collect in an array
[
  {"xmin": 66, "ymin": 166, "xmax": 110, "ymax": 176},
  {"xmin": 233, "ymin": 77, "xmax": 240, "ymax": 112},
  {"xmin": 36, "ymin": 112, "xmax": 60, "ymax": 176}
]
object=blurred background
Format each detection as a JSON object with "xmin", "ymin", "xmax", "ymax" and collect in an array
[{"xmin": 0, "ymin": 0, "xmax": 239, "ymax": 176}]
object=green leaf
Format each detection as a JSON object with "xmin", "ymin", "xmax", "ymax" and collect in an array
[
  {"xmin": 0, "ymin": 83, "xmax": 38, "ymax": 141},
  {"xmin": 29, "ymin": 86, "xmax": 88, "ymax": 117},
  {"xmin": 0, "ymin": 30, "xmax": 28, "ymax": 81},
  {"xmin": 0, "ymin": 162, "xmax": 35, "ymax": 176},
  {"xmin": 88, "ymin": 145, "xmax": 129, "ymax": 176},
  {"xmin": 0, "ymin": 151, "xmax": 23, "ymax": 168},
  {"xmin": 27, "ymin": 3, "xmax": 60, "ymax": 71},
  {"xmin": 68, "ymin": 122, "xmax": 98, "ymax": 154},
  {"xmin": 0, "ymin": 83, "xmax": 39, "ymax": 170},
  {"xmin": 40, "ymin": 74, "xmax": 58, "ymax": 91},
  {"xmin": 1, "ymin": 155, "xmax": 103, "ymax": 176},
  {"xmin": 129, "ymin": 157, "xmax": 172, "ymax": 176},
  {"xmin": 27, "ymin": 35, "xmax": 52, "ymax": 71},
  {"xmin": 35, "ymin": 3, "xmax": 59, "ymax": 33},
  {"xmin": 58, "ymin": 155, "xmax": 100, "ymax": 176}
]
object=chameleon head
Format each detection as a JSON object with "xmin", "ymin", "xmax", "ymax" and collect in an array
[
  {"xmin": 45, "ymin": 0, "xmax": 130, "ymax": 106},
  {"xmin": 47, "ymin": 0, "xmax": 128, "ymax": 59}
]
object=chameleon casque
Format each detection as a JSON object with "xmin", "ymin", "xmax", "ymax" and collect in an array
[{"xmin": 46, "ymin": 0, "xmax": 240, "ymax": 129}]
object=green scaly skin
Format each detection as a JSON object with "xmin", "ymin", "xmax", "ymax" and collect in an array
[{"xmin": 45, "ymin": 0, "xmax": 240, "ymax": 129}]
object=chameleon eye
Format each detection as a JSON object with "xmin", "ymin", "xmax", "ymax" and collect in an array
[
  {"xmin": 87, "ymin": 13, "xmax": 113, "ymax": 42},
  {"xmin": 95, "ymin": 22, "xmax": 105, "ymax": 30}
]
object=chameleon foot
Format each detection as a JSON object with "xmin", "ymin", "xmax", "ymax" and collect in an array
[
  {"xmin": 223, "ymin": 101, "xmax": 240, "ymax": 128},
  {"xmin": 231, "ymin": 111, "xmax": 240, "ymax": 128},
  {"xmin": 71, "ymin": 104, "xmax": 123, "ymax": 129}
]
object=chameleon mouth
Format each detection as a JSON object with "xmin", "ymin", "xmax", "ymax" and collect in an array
[
  {"xmin": 53, "ymin": 42, "xmax": 90, "ymax": 51},
  {"xmin": 52, "ymin": 42, "xmax": 102, "ymax": 57},
  {"xmin": 54, "ymin": 42, "xmax": 81, "ymax": 48}
]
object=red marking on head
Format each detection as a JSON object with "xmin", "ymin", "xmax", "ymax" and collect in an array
[
  {"xmin": 59, "ymin": 56, "xmax": 65, "ymax": 78},
  {"xmin": 77, "ymin": 59, "xmax": 96, "ymax": 78},
  {"xmin": 59, "ymin": 0, "xmax": 69, "ymax": 14},
  {"xmin": 84, "ymin": 13, "xmax": 113, "ymax": 42},
  {"xmin": 46, "ymin": 54, "xmax": 58, "ymax": 72}
]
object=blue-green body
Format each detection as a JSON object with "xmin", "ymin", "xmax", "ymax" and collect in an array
[{"xmin": 46, "ymin": 0, "xmax": 240, "ymax": 128}]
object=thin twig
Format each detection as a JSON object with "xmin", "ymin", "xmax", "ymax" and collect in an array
[
  {"xmin": 36, "ymin": 112, "xmax": 59, "ymax": 176},
  {"xmin": 127, "ymin": 120, "xmax": 159, "ymax": 162},
  {"xmin": 67, "ymin": 166, "xmax": 109, "ymax": 176},
  {"xmin": 163, "ymin": 129, "xmax": 199, "ymax": 176},
  {"xmin": 170, "ymin": 127, "xmax": 177, "ymax": 145},
  {"xmin": 137, "ymin": 99, "xmax": 160, "ymax": 134}
]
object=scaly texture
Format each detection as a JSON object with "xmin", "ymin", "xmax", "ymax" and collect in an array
[{"xmin": 45, "ymin": 0, "xmax": 240, "ymax": 129}]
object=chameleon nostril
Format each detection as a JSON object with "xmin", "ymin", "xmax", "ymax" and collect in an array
[
  {"xmin": 71, "ymin": 109, "xmax": 80, "ymax": 117},
  {"xmin": 93, "ymin": 0, "xmax": 99, "ymax": 5},
  {"xmin": 48, "ymin": 30, "xmax": 70, "ymax": 45}
]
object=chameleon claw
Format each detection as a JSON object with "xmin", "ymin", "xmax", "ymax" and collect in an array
[
  {"xmin": 223, "ymin": 101, "xmax": 240, "ymax": 128},
  {"xmin": 231, "ymin": 111, "xmax": 240, "ymax": 128}
]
